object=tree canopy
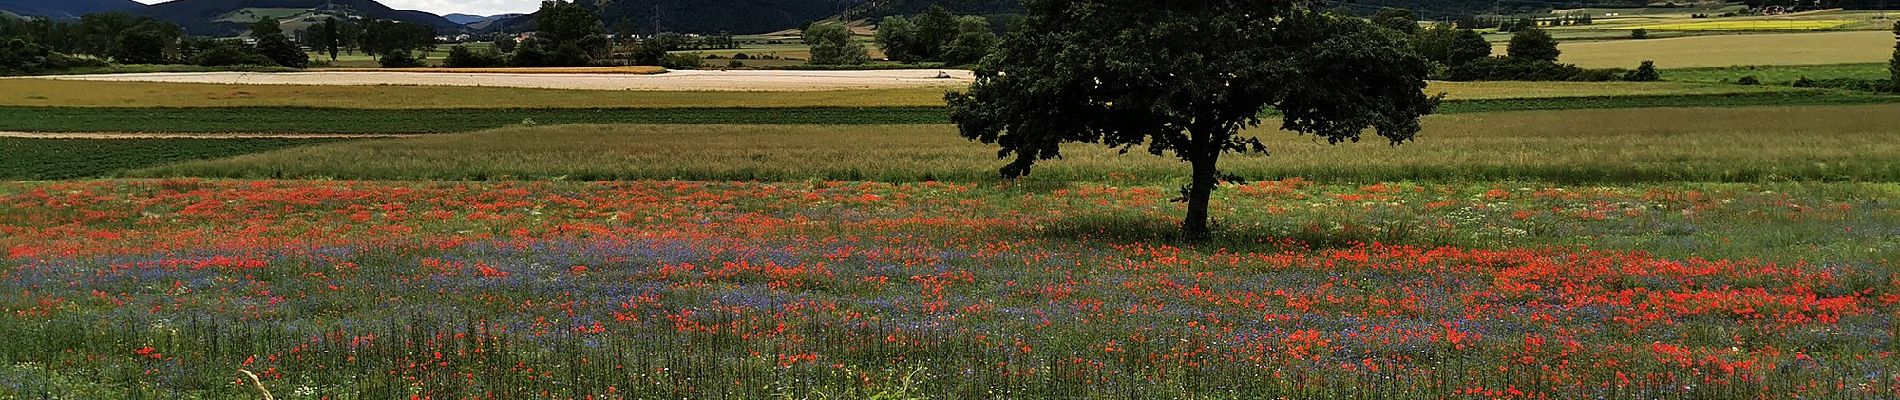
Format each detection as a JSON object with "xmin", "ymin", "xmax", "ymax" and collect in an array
[
  {"xmin": 1507, "ymin": 27, "xmax": 1560, "ymax": 64},
  {"xmin": 947, "ymin": 0, "xmax": 1436, "ymax": 236},
  {"xmin": 805, "ymin": 21, "xmax": 868, "ymax": 65}
]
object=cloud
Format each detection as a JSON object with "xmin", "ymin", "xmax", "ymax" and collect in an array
[{"xmin": 133, "ymin": 0, "xmax": 541, "ymax": 16}]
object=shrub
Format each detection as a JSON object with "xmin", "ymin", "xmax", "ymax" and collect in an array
[
  {"xmin": 191, "ymin": 45, "xmax": 271, "ymax": 67},
  {"xmin": 662, "ymin": 53, "xmax": 702, "ymax": 69},
  {"xmin": 1623, "ymin": 61, "xmax": 1660, "ymax": 82},
  {"xmin": 379, "ymin": 50, "xmax": 424, "ymax": 68},
  {"xmin": 443, "ymin": 45, "xmax": 508, "ymax": 68},
  {"xmin": 1630, "ymin": 29, "xmax": 1648, "ymax": 40},
  {"xmin": 727, "ymin": 59, "xmax": 745, "ymax": 68},
  {"xmin": 1735, "ymin": 75, "xmax": 1761, "ymax": 85}
]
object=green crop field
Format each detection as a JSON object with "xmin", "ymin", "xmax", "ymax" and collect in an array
[
  {"xmin": 0, "ymin": 137, "xmax": 342, "ymax": 180},
  {"xmin": 125, "ymin": 104, "xmax": 1900, "ymax": 183},
  {"xmin": 1, "ymin": 91, "xmax": 1893, "ymax": 134},
  {"xmin": 1664, "ymin": 63, "xmax": 1892, "ymax": 85}
]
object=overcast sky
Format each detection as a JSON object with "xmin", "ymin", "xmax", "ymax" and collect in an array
[{"xmin": 132, "ymin": 0, "xmax": 540, "ymax": 17}]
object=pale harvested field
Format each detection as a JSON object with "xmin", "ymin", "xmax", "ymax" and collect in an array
[
  {"xmin": 313, "ymin": 66, "xmax": 667, "ymax": 74},
  {"xmin": 1535, "ymin": 31, "xmax": 1895, "ymax": 68},
  {"xmin": 22, "ymin": 69, "xmax": 976, "ymax": 91}
]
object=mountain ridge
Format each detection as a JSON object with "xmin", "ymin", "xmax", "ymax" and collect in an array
[{"xmin": 0, "ymin": 0, "xmax": 144, "ymax": 20}]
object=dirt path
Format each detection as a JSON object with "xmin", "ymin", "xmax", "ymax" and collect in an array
[
  {"xmin": 0, "ymin": 132, "xmax": 416, "ymax": 139},
  {"xmin": 21, "ymin": 69, "xmax": 977, "ymax": 91}
]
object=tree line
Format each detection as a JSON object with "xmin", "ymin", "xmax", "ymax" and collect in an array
[
  {"xmin": 0, "ymin": 10, "xmax": 442, "ymax": 73},
  {"xmin": 1376, "ymin": 8, "xmax": 1658, "ymax": 82}
]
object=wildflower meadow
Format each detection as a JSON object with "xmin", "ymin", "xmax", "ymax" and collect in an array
[{"xmin": 1, "ymin": 179, "xmax": 1893, "ymax": 399}]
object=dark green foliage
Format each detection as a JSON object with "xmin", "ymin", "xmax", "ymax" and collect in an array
[
  {"xmin": 912, "ymin": 6, "xmax": 959, "ymax": 59},
  {"xmin": 75, "ymin": 13, "xmax": 179, "ymax": 62},
  {"xmin": 183, "ymin": 38, "xmax": 271, "ymax": 66},
  {"xmin": 661, "ymin": 52, "xmax": 702, "ymax": 69},
  {"xmin": 1415, "ymin": 24, "xmax": 1491, "ymax": 68},
  {"xmin": 529, "ymin": 0, "xmax": 608, "ymax": 66},
  {"xmin": 502, "ymin": 1, "xmax": 606, "ymax": 67},
  {"xmin": 940, "ymin": 16, "xmax": 997, "ymax": 66},
  {"xmin": 1507, "ymin": 27, "xmax": 1560, "ymax": 64},
  {"xmin": 1624, "ymin": 60, "xmax": 1660, "ymax": 82},
  {"xmin": 877, "ymin": 7, "xmax": 997, "ymax": 64},
  {"xmin": 300, "ymin": 18, "xmax": 342, "ymax": 61},
  {"xmin": 1630, "ymin": 28, "xmax": 1648, "ymax": 40},
  {"xmin": 358, "ymin": 19, "xmax": 434, "ymax": 59},
  {"xmin": 249, "ymin": 17, "xmax": 307, "ymax": 68},
  {"xmin": 1736, "ymin": 75, "xmax": 1761, "ymax": 85},
  {"xmin": 1890, "ymin": 22, "xmax": 1898, "ymax": 92},
  {"xmin": 805, "ymin": 22, "xmax": 868, "ymax": 65},
  {"xmin": 875, "ymin": 15, "xmax": 926, "ymax": 62},
  {"xmin": 1792, "ymin": 76, "xmax": 1891, "ymax": 92},
  {"xmin": 0, "ymin": 37, "xmax": 106, "ymax": 74},
  {"xmin": 947, "ymin": 0, "xmax": 1434, "ymax": 235},
  {"xmin": 378, "ymin": 49, "xmax": 422, "ymax": 68},
  {"xmin": 443, "ymin": 45, "xmax": 508, "ymax": 68},
  {"xmin": 1371, "ymin": 7, "xmax": 1418, "ymax": 34},
  {"xmin": 0, "ymin": 137, "xmax": 341, "ymax": 180},
  {"xmin": 493, "ymin": 33, "xmax": 517, "ymax": 53},
  {"xmin": 1444, "ymin": 56, "xmax": 1646, "ymax": 82}
]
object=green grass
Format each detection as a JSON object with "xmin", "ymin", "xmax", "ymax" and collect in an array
[
  {"xmin": 0, "ymin": 137, "xmax": 345, "ymax": 180},
  {"xmin": 3, "ymin": 91, "xmax": 1892, "ymax": 134},
  {"xmin": 1665, "ymin": 63, "xmax": 1893, "ymax": 85},
  {"xmin": 130, "ymin": 104, "xmax": 1900, "ymax": 183},
  {"xmin": 11, "ymin": 64, "xmax": 298, "ymax": 77}
]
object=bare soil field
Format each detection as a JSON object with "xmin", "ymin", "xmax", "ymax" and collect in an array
[{"xmin": 20, "ymin": 69, "xmax": 977, "ymax": 91}]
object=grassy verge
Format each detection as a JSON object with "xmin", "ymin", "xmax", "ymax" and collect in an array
[
  {"xmin": 3, "ymin": 91, "xmax": 1893, "ymax": 134},
  {"xmin": 1664, "ymin": 63, "xmax": 1891, "ymax": 85},
  {"xmin": 130, "ymin": 104, "xmax": 1900, "ymax": 183},
  {"xmin": 0, "ymin": 137, "xmax": 346, "ymax": 180}
]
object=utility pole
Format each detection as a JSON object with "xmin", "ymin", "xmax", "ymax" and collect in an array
[{"xmin": 651, "ymin": 5, "xmax": 663, "ymax": 36}]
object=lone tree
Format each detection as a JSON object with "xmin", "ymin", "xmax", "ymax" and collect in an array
[
  {"xmin": 1507, "ymin": 27, "xmax": 1560, "ymax": 63},
  {"xmin": 804, "ymin": 22, "xmax": 868, "ymax": 65},
  {"xmin": 947, "ymin": 0, "xmax": 1436, "ymax": 237},
  {"xmin": 1890, "ymin": 21, "xmax": 1899, "ymax": 91}
]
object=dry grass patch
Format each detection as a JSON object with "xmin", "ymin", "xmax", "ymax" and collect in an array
[{"xmin": 1544, "ymin": 31, "xmax": 1894, "ymax": 68}]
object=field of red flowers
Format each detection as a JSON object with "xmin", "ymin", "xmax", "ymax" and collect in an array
[{"xmin": 0, "ymin": 179, "xmax": 1895, "ymax": 399}]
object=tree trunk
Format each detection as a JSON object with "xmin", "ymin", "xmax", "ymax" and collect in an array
[{"xmin": 1183, "ymin": 147, "xmax": 1221, "ymax": 239}]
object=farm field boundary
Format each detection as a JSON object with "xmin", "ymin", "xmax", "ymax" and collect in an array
[
  {"xmin": 3, "ymin": 92, "xmax": 1894, "ymax": 134},
  {"xmin": 128, "ymin": 104, "xmax": 1900, "ymax": 183}
]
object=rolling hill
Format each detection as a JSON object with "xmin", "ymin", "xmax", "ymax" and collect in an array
[
  {"xmin": 136, "ymin": 0, "xmax": 461, "ymax": 35},
  {"xmin": 446, "ymin": 13, "xmax": 522, "ymax": 29},
  {"xmin": 0, "ymin": 0, "xmax": 144, "ymax": 20}
]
